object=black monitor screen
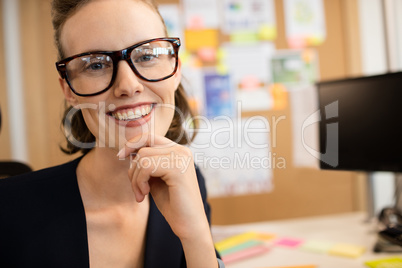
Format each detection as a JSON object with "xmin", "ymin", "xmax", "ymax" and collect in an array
[{"xmin": 317, "ymin": 71, "xmax": 402, "ymax": 172}]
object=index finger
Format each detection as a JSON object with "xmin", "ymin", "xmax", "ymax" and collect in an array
[{"xmin": 117, "ymin": 133, "xmax": 177, "ymax": 159}]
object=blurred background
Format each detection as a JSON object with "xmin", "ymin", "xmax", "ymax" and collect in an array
[{"xmin": 1, "ymin": 0, "xmax": 402, "ymax": 225}]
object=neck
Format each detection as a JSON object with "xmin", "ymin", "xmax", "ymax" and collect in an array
[{"xmin": 77, "ymin": 147, "xmax": 137, "ymax": 209}]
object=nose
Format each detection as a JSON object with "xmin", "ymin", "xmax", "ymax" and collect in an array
[{"xmin": 113, "ymin": 60, "xmax": 144, "ymax": 97}]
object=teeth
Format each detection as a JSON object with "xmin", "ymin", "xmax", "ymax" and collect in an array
[
  {"xmin": 111, "ymin": 104, "xmax": 153, "ymax": 121},
  {"xmin": 134, "ymin": 108, "xmax": 142, "ymax": 118},
  {"xmin": 127, "ymin": 110, "xmax": 135, "ymax": 120}
]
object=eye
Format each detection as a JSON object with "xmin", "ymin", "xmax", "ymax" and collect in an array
[
  {"xmin": 81, "ymin": 55, "xmax": 112, "ymax": 73},
  {"xmin": 87, "ymin": 62, "xmax": 105, "ymax": 70},
  {"xmin": 134, "ymin": 53, "xmax": 156, "ymax": 63}
]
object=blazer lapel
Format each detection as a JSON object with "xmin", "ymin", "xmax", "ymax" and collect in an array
[{"xmin": 144, "ymin": 195, "xmax": 184, "ymax": 268}]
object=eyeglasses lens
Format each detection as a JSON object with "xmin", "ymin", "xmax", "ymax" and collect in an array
[{"xmin": 65, "ymin": 40, "xmax": 177, "ymax": 96}]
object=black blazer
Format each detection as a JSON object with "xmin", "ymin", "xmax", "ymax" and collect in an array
[{"xmin": 0, "ymin": 156, "xmax": 216, "ymax": 267}]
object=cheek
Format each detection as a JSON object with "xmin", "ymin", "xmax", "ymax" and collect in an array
[
  {"xmin": 75, "ymin": 95, "xmax": 110, "ymax": 133},
  {"xmin": 80, "ymin": 109, "xmax": 95, "ymax": 134},
  {"xmin": 80, "ymin": 107, "xmax": 102, "ymax": 135},
  {"xmin": 151, "ymin": 79, "xmax": 177, "ymax": 103},
  {"xmin": 152, "ymin": 99, "xmax": 176, "ymax": 138}
]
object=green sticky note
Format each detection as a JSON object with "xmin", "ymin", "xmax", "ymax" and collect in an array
[
  {"xmin": 230, "ymin": 31, "xmax": 259, "ymax": 44},
  {"xmin": 220, "ymin": 240, "xmax": 263, "ymax": 256}
]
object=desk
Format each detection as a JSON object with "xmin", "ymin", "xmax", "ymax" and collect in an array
[{"xmin": 212, "ymin": 212, "xmax": 401, "ymax": 268}]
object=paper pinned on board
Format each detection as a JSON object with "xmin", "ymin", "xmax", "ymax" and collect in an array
[
  {"xmin": 182, "ymin": 0, "xmax": 220, "ymax": 29},
  {"xmin": 158, "ymin": 4, "xmax": 184, "ymax": 39},
  {"xmin": 283, "ymin": 0, "xmax": 326, "ymax": 48},
  {"xmin": 189, "ymin": 118, "xmax": 274, "ymax": 197},
  {"xmin": 221, "ymin": 0, "xmax": 276, "ymax": 41}
]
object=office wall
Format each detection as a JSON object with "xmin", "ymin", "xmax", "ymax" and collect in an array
[
  {"xmin": 0, "ymin": 0, "xmax": 367, "ymax": 224},
  {"xmin": 0, "ymin": 2, "xmax": 11, "ymax": 159},
  {"xmin": 358, "ymin": 0, "xmax": 387, "ymax": 76}
]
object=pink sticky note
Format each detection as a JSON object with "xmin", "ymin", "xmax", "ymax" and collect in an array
[
  {"xmin": 197, "ymin": 47, "xmax": 217, "ymax": 63},
  {"xmin": 222, "ymin": 245, "xmax": 270, "ymax": 264},
  {"xmin": 275, "ymin": 237, "xmax": 304, "ymax": 248},
  {"xmin": 288, "ymin": 37, "xmax": 307, "ymax": 49},
  {"xmin": 239, "ymin": 75, "xmax": 261, "ymax": 90}
]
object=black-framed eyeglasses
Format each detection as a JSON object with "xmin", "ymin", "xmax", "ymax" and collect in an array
[{"xmin": 55, "ymin": 37, "xmax": 181, "ymax": 97}]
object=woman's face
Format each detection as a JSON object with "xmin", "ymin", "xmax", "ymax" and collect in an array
[{"xmin": 59, "ymin": 0, "xmax": 181, "ymax": 151}]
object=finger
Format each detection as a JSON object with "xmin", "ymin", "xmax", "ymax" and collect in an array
[
  {"xmin": 130, "ymin": 155, "xmax": 156, "ymax": 202},
  {"xmin": 117, "ymin": 133, "xmax": 177, "ymax": 159},
  {"xmin": 129, "ymin": 167, "xmax": 145, "ymax": 203},
  {"xmin": 117, "ymin": 133, "xmax": 150, "ymax": 159},
  {"xmin": 128, "ymin": 151, "xmax": 170, "ymax": 202},
  {"xmin": 128, "ymin": 154, "xmax": 147, "ymax": 202}
]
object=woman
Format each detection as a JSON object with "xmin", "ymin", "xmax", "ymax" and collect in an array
[{"xmin": 0, "ymin": 0, "xmax": 223, "ymax": 267}]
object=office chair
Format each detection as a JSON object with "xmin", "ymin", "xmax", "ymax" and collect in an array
[{"xmin": 0, "ymin": 105, "xmax": 32, "ymax": 178}]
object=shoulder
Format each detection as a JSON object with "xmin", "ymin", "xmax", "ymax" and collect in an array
[
  {"xmin": 0, "ymin": 156, "xmax": 83, "ymax": 205},
  {"xmin": 0, "ymin": 156, "xmax": 88, "ymax": 265},
  {"xmin": 0, "ymin": 156, "xmax": 85, "ymax": 227},
  {"xmin": 0, "ymin": 156, "xmax": 82, "ymax": 187}
]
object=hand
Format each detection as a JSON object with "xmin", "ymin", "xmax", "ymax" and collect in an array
[{"xmin": 120, "ymin": 133, "xmax": 210, "ymax": 240}]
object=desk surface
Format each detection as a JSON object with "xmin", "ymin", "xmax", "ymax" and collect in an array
[{"xmin": 212, "ymin": 212, "xmax": 401, "ymax": 268}]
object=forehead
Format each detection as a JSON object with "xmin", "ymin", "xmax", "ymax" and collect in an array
[{"xmin": 61, "ymin": 0, "xmax": 166, "ymax": 57}]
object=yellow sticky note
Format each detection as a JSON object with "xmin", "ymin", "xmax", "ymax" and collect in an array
[
  {"xmin": 216, "ymin": 63, "xmax": 228, "ymax": 75},
  {"xmin": 215, "ymin": 232, "xmax": 259, "ymax": 252},
  {"xmin": 365, "ymin": 257, "xmax": 402, "ymax": 268},
  {"xmin": 184, "ymin": 29, "xmax": 219, "ymax": 52},
  {"xmin": 179, "ymin": 50, "xmax": 191, "ymax": 65},
  {"xmin": 216, "ymin": 48, "xmax": 227, "ymax": 61},
  {"xmin": 328, "ymin": 243, "xmax": 366, "ymax": 258},
  {"xmin": 258, "ymin": 24, "xmax": 277, "ymax": 40},
  {"xmin": 306, "ymin": 35, "xmax": 325, "ymax": 46},
  {"xmin": 215, "ymin": 231, "xmax": 275, "ymax": 252}
]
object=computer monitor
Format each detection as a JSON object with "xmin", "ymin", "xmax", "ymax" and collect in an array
[{"xmin": 317, "ymin": 71, "xmax": 402, "ymax": 172}]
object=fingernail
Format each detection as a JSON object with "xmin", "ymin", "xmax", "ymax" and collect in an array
[{"xmin": 117, "ymin": 148, "xmax": 125, "ymax": 158}]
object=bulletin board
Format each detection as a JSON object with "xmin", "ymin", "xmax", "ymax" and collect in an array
[{"xmin": 155, "ymin": 0, "xmax": 364, "ymax": 224}]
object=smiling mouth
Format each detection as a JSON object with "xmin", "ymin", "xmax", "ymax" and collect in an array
[{"xmin": 109, "ymin": 104, "xmax": 155, "ymax": 121}]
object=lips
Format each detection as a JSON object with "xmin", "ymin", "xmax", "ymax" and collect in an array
[{"xmin": 109, "ymin": 103, "xmax": 154, "ymax": 121}]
